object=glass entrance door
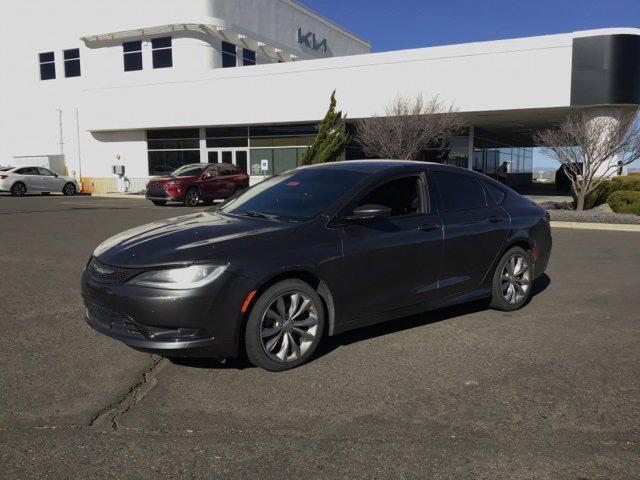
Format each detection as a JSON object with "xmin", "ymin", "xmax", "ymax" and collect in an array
[{"xmin": 207, "ymin": 149, "xmax": 249, "ymax": 174}]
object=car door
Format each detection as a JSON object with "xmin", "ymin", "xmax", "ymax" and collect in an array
[
  {"xmin": 15, "ymin": 167, "xmax": 41, "ymax": 192},
  {"xmin": 430, "ymin": 169, "xmax": 510, "ymax": 297},
  {"xmin": 337, "ymin": 173, "xmax": 443, "ymax": 322},
  {"xmin": 216, "ymin": 165, "xmax": 240, "ymax": 197},
  {"xmin": 37, "ymin": 167, "xmax": 61, "ymax": 192},
  {"xmin": 199, "ymin": 165, "xmax": 223, "ymax": 200}
]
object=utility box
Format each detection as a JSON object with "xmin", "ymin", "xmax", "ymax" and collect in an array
[{"xmin": 112, "ymin": 165, "xmax": 125, "ymax": 176}]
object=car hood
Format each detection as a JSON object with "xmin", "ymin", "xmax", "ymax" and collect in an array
[
  {"xmin": 149, "ymin": 175, "xmax": 196, "ymax": 183},
  {"xmin": 93, "ymin": 211, "xmax": 298, "ymax": 268}
]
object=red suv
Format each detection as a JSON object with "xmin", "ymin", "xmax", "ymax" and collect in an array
[{"xmin": 146, "ymin": 163, "xmax": 249, "ymax": 207}]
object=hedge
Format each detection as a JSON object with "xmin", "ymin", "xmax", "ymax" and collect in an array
[
  {"xmin": 606, "ymin": 190, "xmax": 640, "ymax": 215},
  {"xmin": 583, "ymin": 175, "xmax": 640, "ymax": 210}
]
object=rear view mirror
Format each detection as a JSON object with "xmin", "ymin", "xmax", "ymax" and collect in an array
[{"xmin": 343, "ymin": 204, "xmax": 392, "ymax": 221}]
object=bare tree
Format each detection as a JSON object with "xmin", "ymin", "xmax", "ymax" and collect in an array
[
  {"xmin": 354, "ymin": 94, "xmax": 465, "ymax": 161},
  {"xmin": 535, "ymin": 109, "xmax": 640, "ymax": 210}
]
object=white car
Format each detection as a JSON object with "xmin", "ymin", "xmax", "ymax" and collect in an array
[{"xmin": 0, "ymin": 165, "xmax": 79, "ymax": 196}]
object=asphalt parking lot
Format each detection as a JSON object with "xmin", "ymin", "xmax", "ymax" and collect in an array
[{"xmin": 1, "ymin": 194, "xmax": 639, "ymax": 479}]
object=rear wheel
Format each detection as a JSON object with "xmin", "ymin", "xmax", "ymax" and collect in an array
[
  {"xmin": 184, "ymin": 187, "xmax": 200, "ymax": 207},
  {"xmin": 11, "ymin": 182, "xmax": 27, "ymax": 197},
  {"xmin": 490, "ymin": 246, "xmax": 533, "ymax": 311},
  {"xmin": 152, "ymin": 200, "xmax": 167, "ymax": 206},
  {"xmin": 245, "ymin": 279, "xmax": 325, "ymax": 372},
  {"xmin": 62, "ymin": 183, "xmax": 76, "ymax": 196}
]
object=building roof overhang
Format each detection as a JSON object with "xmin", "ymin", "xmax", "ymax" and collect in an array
[{"xmin": 80, "ymin": 18, "xmax": 320, "ymax": 62}]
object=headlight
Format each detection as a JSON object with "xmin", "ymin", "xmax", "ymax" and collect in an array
[
  {"xmin": 167, "ymin": 180, "xmax": 181, "ymax": 187},
  {"xmin": 129, "ymin": 264, "xmax": 228, "ymax": 289}
]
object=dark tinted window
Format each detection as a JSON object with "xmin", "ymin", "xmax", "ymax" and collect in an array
[
  {"xmin": 433, "ymin": 171, "xmax": 486, "ymax": 212},
  {"xmin": 151, "ymin": 37, "xmax": 172, "ymax": 68},
  {"xmin": 147, "ymin": 129, "xmax": 199, "ymax": 140},
  {"xmin": 236, "ymin": 151, "xmax": 248, "ymax": 173},
  {"xmin": 205, "ymin": 127, "xmax": 248, "ymax": 138},
  {"xmin": 63, "ymin": 48, "xmax": 81, "ymax": 77},
  {"xmin": 148, "ymin": 151, "xmax": 200, "ymax": 175},
  {"xmin": 250, "ymin": 124, "xmax": 317, "ymax": 137},
  {"xmin": 206, "ymin": 138, "xmax": 248, "ymax": 148},
  {"xmin": 123, "ymin": 41, "xmax": 143, "ymax": 71},
  {"xmin": 39, "ymin": 52, "xmax": 55, "ymax": 80},
  {"xmin": 243, "ymin": 48, "xmax": 256, "ymax": 66},
  {"xmin": 358, "ymin": 176, "xmax": 423, "ymax": 216},
  {"xmin": 221, "ymin": 169, "xmax": 366, "ymax": 222},
  {"xmin": 483, "ymin": 182, "xmax": 506, "ymax": 205},
  {"xmin": 16, "ymin": 167, "xmax": 38, "ymax": 175},
  {"xmin": 171, "ymin": 164, "xmax": 206, "ymax": 177},
  {"xmin": 222, "ymin": 41, "xmax": 236, "ymax": 68}
]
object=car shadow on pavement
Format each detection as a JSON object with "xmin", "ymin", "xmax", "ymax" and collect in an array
[{"xmin": 170, "ymin": 274, "xmax": 551, "ymax": 371}]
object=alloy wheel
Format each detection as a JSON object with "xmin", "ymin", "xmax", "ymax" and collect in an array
[
  {"xmin": 12, "ymin": 183, "xmax": 26, "ymax": 196},
  {"xmin": 259, "ymin": 291, "xmax": 319, "ymax": 363},
  {"xmin": 63, "ymin": 183, "xmax": 76, "ymax": 195},
  {"xmin": 185, "ymin": 189, "xmax": 200, "ymax": 207},
  {"xmin": 501, "ymin": 254, "xmax": 531, "ymax": 304}
]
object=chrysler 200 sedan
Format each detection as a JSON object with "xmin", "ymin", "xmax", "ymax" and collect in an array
[{"xmin": 82, "ymin": 161, "xmax": 551, "ymax": 371}]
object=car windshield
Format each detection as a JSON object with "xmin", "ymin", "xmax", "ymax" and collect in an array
[
  {"xmin": 0, "ymin": 165, "xmax": 14, "ymax": 171},
  {"xmin": 171, "ymin": 165, "xmax": 206, "ymax": 177},
  {"xmin": 220, "ymin": 168, "xmax": 366, "ymax": 222}
]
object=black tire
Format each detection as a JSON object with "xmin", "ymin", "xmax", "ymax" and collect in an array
[
  {"xmin": 10, "ymin": 182, "xmax": 27, "ymax": 197},
  {"xmin": 152, "ymin": 200, "xmax": 167, "ymax": 206},
  {"xmin": 490, "ymin": 246, "xmax": 534, "ymax": 311},
  {"xmin": 184, "ymin": 187, "xmax": 200, "ymax": 207},
  {"xmin": 245, "ymin": 279, "xmax": 325, "ymax": 372},
  {"xmin": 62, "ymin": 183, "xmax": 76, "ymax": 196}
]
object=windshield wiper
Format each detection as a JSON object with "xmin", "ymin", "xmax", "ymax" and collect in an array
[{"xmin": 243, "ymin": 210, "xmax": 270, "ymax": 220}]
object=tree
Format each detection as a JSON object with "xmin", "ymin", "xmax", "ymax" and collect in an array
[
  {"xmin": 300, "ymin": 90, "xmax": 350, "ymax": 165},
  {"xmin": 535, "ymin": 109, "xmax": 640, "ymax": 210},
  {"xmin": 354, "ymin": 94, "xmax": 464, "ymax": 161}
]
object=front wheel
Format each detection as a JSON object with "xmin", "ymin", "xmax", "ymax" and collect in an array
[
  {"xmin": 490, "ymin": 246, "xmax": 533, "ymax": 311},
  {"xmin": 245, "ymin": 279, "xmax": 325, "ymax": 372},
  {"xmin": 62, "ymin": 183, "xmax": 76, "ymax": 196},
  {"xmin": 184, "ymin": 188, "xmax": 200, "ymax": 207}
]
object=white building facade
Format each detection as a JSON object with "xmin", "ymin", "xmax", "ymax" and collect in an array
[{"xmin": 2, "ymin": 0, "xmax": 639, "ymax": 192}]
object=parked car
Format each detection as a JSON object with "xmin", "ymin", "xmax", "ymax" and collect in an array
[
  {"xmin": 83, "ymin": 161, "xmax": 552, "ymax": 371},
  {"xmin": 145, "ymin": 163, "xmax": 249, "ymax": 207},
  {"xmin": 0, "ymin": 165, "xmax": 79, "ymax": 196},
  {"xmin": 555, "ymin": 163, "xmax": 582, "ymax": 191}
]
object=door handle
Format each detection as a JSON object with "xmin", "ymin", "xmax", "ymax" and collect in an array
[
  {"xmin": 487, "ymin": 216, "xmax": 503, "ymax": 223},
  {"xmin": 418, "ymin": 223, "xmax": 440, "ymax": 232}
]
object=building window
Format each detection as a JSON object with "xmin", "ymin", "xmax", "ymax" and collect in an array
[
  {"xmin": 243, "ymin": 48, "xmax": 256, "ymax": 66},
  {"xmin": 39, "ymin": 52, "xmax": 55, "ymax": 80},
  {"xmin": 147, "ymin": 129, "xmax": 200, "ymax": 175},
  {"xmin": 123, "ymin": 40, "xmax": 143, "ymax": 71},
  {"xmin": 151, "ymin": 37, "xmax": 172, "ymax": 69},
  {"xmin": 63, "ymin": 48, "xmax": 81, "ymax": 77},
  {"xmin": 222, "ymin": 41, "xmax": 236, "ymax": 68}
]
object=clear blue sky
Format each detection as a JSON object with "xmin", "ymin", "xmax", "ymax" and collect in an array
[{"xmin": 302, "ymin": 0, "xmax": 640, "ymax": 170}]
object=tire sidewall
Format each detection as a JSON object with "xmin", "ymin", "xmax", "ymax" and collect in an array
[
  {"xmin": 490, "ymin": 246, "xmax": 534, "ymax": 311},
  {"xmin": 63, "ymin": 183, "xmax": 76, "ymax": 196},
  {"xmin": 245, "ymin": 279, "xmax": 325, "ymax": 372}
]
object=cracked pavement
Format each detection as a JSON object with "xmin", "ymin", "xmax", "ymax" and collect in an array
[{"xmin": 1, "ymin": 195, "xmax": 639, "ymax": 479}]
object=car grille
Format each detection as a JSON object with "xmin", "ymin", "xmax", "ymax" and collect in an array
[
  {"xmin": 85, "ymin": 301, "xmax": 147, "ymax": 338},
  {"xmin": 149, "ymin": 183, "xmax": 166, "ymax": 192},
  {"xmin": 86, "ymin": 257, "xmax": 143, "ymax": 285}
]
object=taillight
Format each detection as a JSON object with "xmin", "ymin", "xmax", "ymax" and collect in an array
[
  {"xmin": 0, "ymin": 175, "xmax": 7, "ymax": 179},
  {"xmin": 545, "ymin": 211, "xmax": 551, "ymax": 223}
]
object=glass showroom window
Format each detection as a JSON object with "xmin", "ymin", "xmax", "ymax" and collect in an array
[
  {"xmin": 64, "ymin": 49, "xmax": 81, "ymax": 77},
  {"xmin": 243, "ymin": 49, "xmax": 256, "ymax": 66},
  {"xmin": 222, "ymin": 42, "xmax": 237, "ymax": 68},
  {"xmin": 123, "ymin": 40, "xmax": 143, "ymax": 71},
  {"xmin": 39, "ymin": 52, "xmax": 55, "ymax": 80},
  {"xmin": 147, "ymin": 129, "xmax": 200, "ymax": 175},
  {"xmin": 151, "ymin": 37, "xmax": 173, "ymax": 69}
]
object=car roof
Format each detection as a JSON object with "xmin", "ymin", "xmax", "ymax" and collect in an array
[{"xmin": 301, "ymin": 160, "xmax": 435, "ymax": 174}]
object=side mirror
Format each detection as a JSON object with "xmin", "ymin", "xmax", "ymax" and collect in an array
[
  {"xmin": 343, "ymin": 204, "xmax": 392, "ymax": 221},
  {"xmin": 54, "ymin": 173, "xmax": 58, "ymax": 177}
]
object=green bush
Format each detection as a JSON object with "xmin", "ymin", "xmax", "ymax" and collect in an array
[
  {"xmin": 584, "ymin": 176, "xmax": 640, "ymax": 209},
  {"xmin": 606, "ymin": 190, "xmax": 640, "ymax": 215}
]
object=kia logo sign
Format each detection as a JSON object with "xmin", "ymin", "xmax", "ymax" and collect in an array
[{"xmin": 297, "ymin": 28, "xmax": 327, "ymax": 54}]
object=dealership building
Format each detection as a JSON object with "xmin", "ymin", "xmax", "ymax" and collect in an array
[{"xmin": 2, "ymin": 0, "xmax": 640, "ymax": 192}]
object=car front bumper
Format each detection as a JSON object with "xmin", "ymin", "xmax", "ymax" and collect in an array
[{"xmin": 81, "ymin": 266, "xmax": 256, "ymax": 358}]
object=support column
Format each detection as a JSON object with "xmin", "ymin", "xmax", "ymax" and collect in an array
[
  {"xmin": 199, "ymin": 127, "xmax": 207, "ymax": 163},
  {"xmin": 467, "ymin": 125, "xmax": 475, "ymax": 170}
]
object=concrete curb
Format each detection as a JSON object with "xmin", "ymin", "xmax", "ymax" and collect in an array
[{"xmin": 551, "ymin": 221, "xmax": 640, "ymax": 232}]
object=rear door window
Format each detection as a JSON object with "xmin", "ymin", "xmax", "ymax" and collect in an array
[{"xmin": 433, "ymin": 171, "xmax": 486, "ymax": 212}]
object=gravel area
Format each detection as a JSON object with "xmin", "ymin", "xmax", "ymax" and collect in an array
[{"xmin": 537, "ymin": 201, "xmax": 640, "ymax": 224}]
